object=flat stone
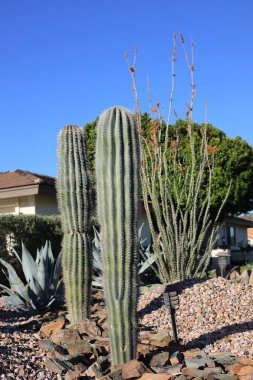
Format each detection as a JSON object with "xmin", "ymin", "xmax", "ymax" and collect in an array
[
  {"xmin": 85, "ymin": 362, "xmax": 103, "ymax": 378},
  {"xmin": 183, "ymin": 348, "xmax": 202, "ymax": 358},
  {"xmin": 236, "ymin": 357, "xmax": 253, "ymax": 366},
  {"xmin": 184, "ymin": 357, "xmax": 207, "ymax": 368},
  {"xmin": 44, "ymin": 357, "xmax": 73, "ymax": 374},
  {"xmin": 66, "ymin": 340, "xmax": 93, "ymax": 355},
  {"xmin": 149, "ymin": 352, "xmax": 170, "ymax": 367},
  {"xmin": 206, "ymin": 375, "xmax": 237, "ymax": 380},
  {"xmin": 237, "ymin": 366, "xmax": 253, "ymax": 376},
  {"xmin": 139, "ymin": 374, "xmax": 173, "ymax": 380},
  {"xmin": 51, "ymin": 329, "xmax": 81, "ymax": 346},
  {"xmin": 70, "ymin": 320, "xmax": 102, "ymax": 337},
  {"xmin": 225, "ymin": 363, "xmax": 243, "ymax": 375},
  {"xmin": 182, "ymin": 367, "xmax": 222, "ymax": 379},
  {"xmin": 39, "ymin": 317, "xmax": 65, "ymax": 338},
  {"xmin": 152, "ymin": 364, "xmax": 182, "ymax": 376},
  {"xmin": 38, "ymin": 339, "xmax": 55, "ymax": 352}
]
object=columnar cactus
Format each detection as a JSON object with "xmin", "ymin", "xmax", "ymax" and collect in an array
[
  {"xmin": 96, "ymin": 106, "xmax": 140, "ymax": 364},
  {"xmin": 57, "ymin": 125, "xmax": 92, "ymax": 324}
]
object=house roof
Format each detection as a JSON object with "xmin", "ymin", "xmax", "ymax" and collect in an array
[
  {"xmin": 0, "ymin": 170, "xmax": 56, "ymax": 199},
  {"xmin": 0, "ymin": 170, "xmax": 55, "ymax": 190},
  {"xmin": 224, "ymin": 215, "xmax": 253, "ymax": 228}
]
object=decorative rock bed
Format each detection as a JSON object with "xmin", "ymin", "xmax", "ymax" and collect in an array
[{"xmin": 0, "ymin": 277, "xmax": 253, "ymax": 379}]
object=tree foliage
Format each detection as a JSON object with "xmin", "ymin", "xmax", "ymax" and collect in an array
[{"xmin": 83, "ymin": 115, "xmax": 253, "ymax": 216}]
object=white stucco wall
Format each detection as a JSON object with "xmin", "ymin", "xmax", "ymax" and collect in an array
[{"xmin": 0, "ymin": 196, "xmax": 36, "ymax": 215}]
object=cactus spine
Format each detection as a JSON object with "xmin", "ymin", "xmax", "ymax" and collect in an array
[
  {"xmin": 96, "ymin": 106, "xmax": 140, "ymax": 364},
  {"xmin": 57, "ymin": 125, "xmax": 92, "ymax": 324}
]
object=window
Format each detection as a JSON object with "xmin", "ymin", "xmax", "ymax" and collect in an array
[{"xmin": 227, "ymin": 226, "xmax": 236, "ymax": 246}]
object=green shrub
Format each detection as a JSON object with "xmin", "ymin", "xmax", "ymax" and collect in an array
[{"xmin": 0, "ymin": 215, "xmax": 62, "ymax": 285}]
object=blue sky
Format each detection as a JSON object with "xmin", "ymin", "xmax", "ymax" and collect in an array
[{"xmin": 1, "ymin": 0, "xmax": 253, "ymax": 177}]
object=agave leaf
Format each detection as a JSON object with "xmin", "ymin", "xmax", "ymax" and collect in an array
[
  {"xmin": 46, "ymin": 242, "xmax": 56, "ymax": 284},
  {"xmin": 138, "ymin": 251, "xmax": 160, "ymax": 274},
  {"xmin": 12, "ymin": 248, "xmax": 22, "ymax": 265},
  {"xmin": 0, "ymin": 284, "xmax": 35, "ymax": 309},
  {"xmin": 1, "ymin": 294, "xmax": 27, "ymax": 310},
  {"xmin": 0, "ymin": 259, "xmax": 31, "ymax": 304},
  {"xmin": 21, "ymin": 242, "xmax": 37, "ymax": 283},
  {"xmin": 52, "ymin": 252, "xmax": 62, "ymax": 291}
]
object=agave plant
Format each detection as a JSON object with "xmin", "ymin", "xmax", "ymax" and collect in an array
[
  {"xmin": 92, "ymin": 225, "xmax": 160, "ymax": 288},
  {"xmin": 0, "ymin": 241, "xmax": 63, "ymax": 311}
]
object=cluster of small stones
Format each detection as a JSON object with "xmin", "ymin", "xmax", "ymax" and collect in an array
[
  {"xmin": 1, "ymin": 277, "xmax": 253, "ymax": 379},
  {"xmin": 139, "ymin": 277, "xmax": 253, "ymax": 357},
  {"xmin": 38, "ymin": 314, "xmax": 253, "ymax": 380}
]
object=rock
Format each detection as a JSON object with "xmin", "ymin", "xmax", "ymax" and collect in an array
[
  {"xmin": 51, "ymin": 328, "xmax": 81, "ymax": 346},
  {"xmin": 237, "ymin": 366, "xmax": 253, "ymax": 376},
  {"xmin": 182, "ymin": 367, "xmax": 222, "ymax": 378},
  {"xmin": 65, "ymin": 369, "xmax": 83, "ymax": 380},
  {"xmin": 236, "ymin": 357, "xmax": 253, "ymax": 366},
  {"xmin": 149, "ymin": 352, "xmax": 170, "ymax": 367},
  {"xmin": 184, "ymin": 357, "xmax": 207, "ymax": 368},
  {"xmin": 248, "ymin": 271, "xmax": 253, "ymax": 287},
  {"xmin": 225, "ymin": 363, "xmax": 243, "ymax": 375},
  {"xmin": 112, "ymin": 360, "xmax": 147, "ymax": 380},
  {"xmin": 206, "ymin": 375, "xmax": 236, "ymax": 380},
  {"xmin": 84, "ymin": 362, "xmax": 103, "ymax": 378},
  {"xmin": 169, "ymin": 352, "xmax": 184, "ymax": 365},
  {"xmin": 152, "ymin": 364, "xmax": 182, "ymax": 376},
  {"xmin": 38, "ymin": 339, "xmax": 55, "ymax": 352},
  {"xmin": 183, "ymin": 348, "xmax": 202, "ymax": 358},
  {"xmin": 39, "ymin": 317, "xmax": 65, "ymax": 338},
  {"xmin": 229, "ymin": 271, "xmax": 241, "ymax": 281},
  {"xmin": 44, "ymin": 357, "xmax": 73, "ymax": 374},
  {"xmin": 66, "ymin": 340, "xmax": 93, "ymax": 355},
  {"xmin": 70, "ymin": 320, "xmax": 102, "ymax": 337},
  {"xmin": 240, "ymin": 269, "xmax": 251, "ymax": 285},
  {"xmin": 139, "ymin": 374, "xmax": 172, "ymax": 380}
]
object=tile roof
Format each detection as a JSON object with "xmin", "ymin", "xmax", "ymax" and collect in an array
[{"xmin": 0, "ymin": 170, "xmax": 56, "ymax": 190}]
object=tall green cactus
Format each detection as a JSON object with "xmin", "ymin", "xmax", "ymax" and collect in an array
[
  {"xmin": 96, "ymin": 106, "xmax": 140, "ymax": 365},
  {"xmin": 57, "ymin": 125, "xmax": 92, "ymax": 324}
]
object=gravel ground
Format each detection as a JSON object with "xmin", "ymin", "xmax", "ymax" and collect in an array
[
  {"xmin": 0, "ymin": 308, "xmax": 62, "ymax": 379},
  {"xmin": 139, "ymin": 277, "xmax": 253, "ymax": 357},
  {"xmin": 0, "ymin": 277, "xmax": 253, "ymax": 378}
]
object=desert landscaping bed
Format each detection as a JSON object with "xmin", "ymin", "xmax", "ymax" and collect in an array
[{"xmin": 0, "ymin": 277, "xmax": 253, "ymax": 379}]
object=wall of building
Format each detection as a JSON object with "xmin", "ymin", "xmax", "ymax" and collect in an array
[
  {"xmin": 0, "ymin": 196, "xmax": 36, "ymax": 215},
  {"xmin": 35, "ymin": 194, "xmax": 59, "ymax": 215}
]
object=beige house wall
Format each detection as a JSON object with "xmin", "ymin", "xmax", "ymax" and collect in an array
[
  {"xmin": 0, "ymin": 194, "xmax": 58, "ymax": 216},
  {"xmin": 0, "ymin": 195, "xmax": 36, "ymax": 215}
]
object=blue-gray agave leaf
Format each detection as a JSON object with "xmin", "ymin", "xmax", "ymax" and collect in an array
[{"xmin": 0, "ymin": 259, "xmax": 31, "ymax": 304}]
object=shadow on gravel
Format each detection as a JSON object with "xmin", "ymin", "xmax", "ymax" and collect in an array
[
  {"xmin": 138, "ymin": 278, "xmax": 208, "ymax": 317},
  {"xmin": 184, "ymin": 320, "xmax": 253, "ymax": 350}
]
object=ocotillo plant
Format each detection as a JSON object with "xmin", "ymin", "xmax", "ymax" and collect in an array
[
  {"xmin": 57, "ymin": 125, "xmax": 92, "ymax": 323},
  {"xmin": 96, "ymin": 106, "xmax": 140, "ymax": 365}
]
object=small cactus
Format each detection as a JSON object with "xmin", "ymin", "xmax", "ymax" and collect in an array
[
  {"xmin": 96, "ymin": 106, "xmax": 140, "ymax": 364},
  {"xmin": 57, "ymin": 125, "xmax": 92, "ymax": 323}
]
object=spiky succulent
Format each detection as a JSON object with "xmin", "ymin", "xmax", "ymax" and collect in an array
[
  {"xmin": 92, "ymin": 226, "xmax": 158, "ymax": 289},
  {"xmin": 0, "ymin": 242, "xmax": 63, "ymax": 311}
]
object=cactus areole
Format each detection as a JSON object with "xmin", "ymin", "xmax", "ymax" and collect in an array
[
  {"xmin": 96, "ymin": 106, "xmax": 140, "ymax": 365},
  {"xmin": 57, "ymin": 125, "xmax": 92, "ymax": 324}
]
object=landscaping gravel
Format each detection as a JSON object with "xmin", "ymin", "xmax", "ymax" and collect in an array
[
  {"xmin": 139, "ymin": 277, "xmax": 253, "ymax": 356},
  {"xmin": 1, "ymin": 277, "xmax": 253, "ymax": 378}
]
